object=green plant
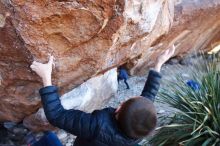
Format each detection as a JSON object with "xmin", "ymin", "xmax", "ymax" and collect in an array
[{"xmin": 149, "ymin": 56, "xmax": 220, "ymax": 146}]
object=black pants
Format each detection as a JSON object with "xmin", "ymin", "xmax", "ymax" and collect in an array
[{"xmin": 118, "ymin": 77, "xmax": 130, "ymax": 89}]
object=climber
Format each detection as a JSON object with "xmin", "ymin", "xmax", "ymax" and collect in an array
[
  {"xmin": 30, "ymin": 45, "xmax": 176, "ymax": 146},
  {"xmin": 118, "ymin": 66, "xmax": 130, "ymax": 89}
]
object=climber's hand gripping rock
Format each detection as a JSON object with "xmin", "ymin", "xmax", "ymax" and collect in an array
[{"xmin": 30, "ymin": 55, "xmax": 54, "ymax": 87}]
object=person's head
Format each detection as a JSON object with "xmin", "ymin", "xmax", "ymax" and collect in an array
[{"xmin": 115, "ymin": 97, "xmax": 157, "ymax": 139}]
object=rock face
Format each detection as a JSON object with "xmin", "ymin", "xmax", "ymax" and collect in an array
[
  {"xmin": 130, "ymin": 0, "xmax": 220, "ymax": 75},
  {"xmin": 0, "ymin": 0, "xmax": 220, "ymax": 130},
  {"xmin": 0, "ymin": 0, "xmax": 174, "ymax": 124}
]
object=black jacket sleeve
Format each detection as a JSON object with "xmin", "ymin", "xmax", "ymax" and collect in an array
[
  {"xmin": 140, "ymin": 70, "xmax": 162, "ymax": 102},
  {"xmin": 39, "ymin": 86, "xmax": 98, "ymax": 139}
]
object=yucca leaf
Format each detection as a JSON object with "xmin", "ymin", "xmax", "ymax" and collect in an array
[
  {"xmin": 148, "ymin": 55, "xmax": 220, "ymax": 146},
  {"xmin": 202, "ymin": 137, "xmax": 214, "ymax": 146}
]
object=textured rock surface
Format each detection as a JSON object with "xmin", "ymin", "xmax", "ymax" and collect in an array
[
  {"xmin": 130, "ymin": 0, "xmax": 220, "ymax": 75},
  {"xmin": 23, "ymin": 68, "xmax": 117, "ymax": 131},
  {"xmin": 0, "ymin": 0, "xmax": 220, "ymax": 130},
  {"xmin": 0, "ymin": 0, "xmax": 174, "ymax": 123}
]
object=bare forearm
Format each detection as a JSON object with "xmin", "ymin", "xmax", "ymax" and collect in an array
[
  {"xmin": 154, "ymin": 62, "xmax": 162, "ymax": 72},
  {"xmin": 42, "ymin": 76, "xmax": 52, "ymax": 87}
]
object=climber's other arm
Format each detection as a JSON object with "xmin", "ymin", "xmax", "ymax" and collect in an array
[{"xmin": 140, "ymin": 45, "xmax": 176, "ymax": 101}]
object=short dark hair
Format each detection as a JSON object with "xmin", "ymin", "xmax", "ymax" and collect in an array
[{"xmin": 117, "ymin": 97, "xmax": 157, "ymax": 139}]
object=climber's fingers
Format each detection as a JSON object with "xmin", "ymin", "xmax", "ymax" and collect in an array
[
  {"xmin": 48, "ymin": 54, "xmax": 55, "ymax": 68},
  {"xmin": 169, "ymin": 44, "xmax": 176, "ymax": 55},
  {"xmin": 48, "ymin": 55, "xmax": 54, "ymax": 64},
  {"xmin": 165, "ymin": 44, "xmax": 176, "ymax": 57},
  {"xmin": 164, "ymin": 49, "xmax": 169, "ymax": 55},
  {"xmin": 32, "ymin": 61, "xmax": 41, "ymax": 66},
  {"xmin": 160, "ymin": 49, "xmax": 169, "ymax": 57},
  {"xmin": 30, "ymin": 64, "xmax": 37, "ymax": 71}
]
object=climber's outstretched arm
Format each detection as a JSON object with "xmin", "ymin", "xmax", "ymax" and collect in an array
[
  {"xmin": 141, "ymin": 45, "xmax": 176, "ymax": 102},
  {"xmin": 30, "ymin": 56, "xmax": 98, "ymax": 140}
]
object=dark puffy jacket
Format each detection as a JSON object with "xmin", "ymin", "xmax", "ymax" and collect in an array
[{"xmin": 39, "ymin": 70, "xmax": 161, "ymax": 146}]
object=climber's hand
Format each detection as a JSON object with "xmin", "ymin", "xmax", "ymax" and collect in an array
[
  {"xmin": 30, "ymin": 55, "xmax": 54, "ymax": 87},
  {"xmin": 155, "ymin": 45, "xmax": 176, "ymax": 72}
]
